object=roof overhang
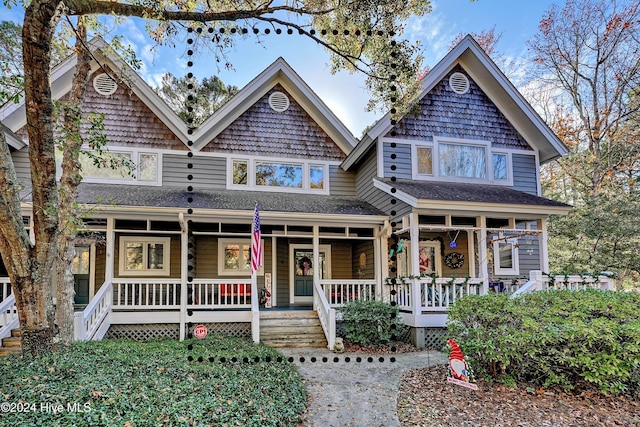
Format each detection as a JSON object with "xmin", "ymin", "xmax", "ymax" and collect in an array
[{"xmin": 373, "ymin": 179, "xmax": 572, "ymax": 216}]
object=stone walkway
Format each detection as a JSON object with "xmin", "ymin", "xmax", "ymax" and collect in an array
[{"xmin": 279, "ymin": 348, "xmax": 448, "ymax": 427}]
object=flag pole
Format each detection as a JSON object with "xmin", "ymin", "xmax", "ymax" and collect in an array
[{"xmin": 251, "ymin": 204, "xmax": 261, "ymax": 343}]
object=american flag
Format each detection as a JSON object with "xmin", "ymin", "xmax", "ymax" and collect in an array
[{"xmin": 251, "ymin": 204, "xmax": 262, "ymax": 274}]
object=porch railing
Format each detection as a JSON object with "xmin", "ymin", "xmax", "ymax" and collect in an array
[
  {"xmin": 513, "ymin": 270, "xmax": 615, "ymax": 296},
  {"xmin": 112, "ymin": 279, "xmax": 181, "ymax": 309},
  {"xmin": 319, "ymin": 280, "xmax": 376, "ymax": 308},
  {"xmin": 0, "ymin": 294, "xmax": 18, "ymax": 341},
  {"xmin": 75, "ymin": 281, "xmax": 112, "ymax": 341},
  {"xmin": 390, "ymin": 277, "xmax": 484, "ymax": 312},
  {"xmin": 190, "ymin": 279, "xmax": 253, "ymax": 309},
  {"xmin": 112, "ymin": 278, "xmax": 255, "ymax": 310},
  {"xmin": 1, "ymin": 278, "xmax": 11, "ymax": 303},
  {"xmin": 313, "ymin": 280, "xmax": 336, "ymax": 350}
]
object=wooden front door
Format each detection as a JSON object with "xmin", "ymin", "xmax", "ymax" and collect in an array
[{"xmin": 290, "ymin": 245, "xmax": 330, "ymax": 305}]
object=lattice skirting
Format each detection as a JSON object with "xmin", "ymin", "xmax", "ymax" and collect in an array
[
  {"xmin": 188, "ymin": 322, "xmax": 251, "ymax": 338},
  {"xmin": 106, "ymin": 322, "xmax": 252, "ymax": 341},
  {"xmin": 106, "ymin": 324, "xmax": 180, "ymax": 340},
  {"xmin": 422, "ymin": 327, "xmax": 448, "ymax": 350}
]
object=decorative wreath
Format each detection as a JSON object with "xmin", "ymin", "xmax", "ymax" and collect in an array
[{"xmin": 445, "ymin": 252, "xmax": 465, "ymax": 269}]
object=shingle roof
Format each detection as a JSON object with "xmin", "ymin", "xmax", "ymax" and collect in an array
[
  {"xmin": 74, "ymin": 183, "xmax": 385, "ymax": 216},
  {"xmin": 380, "ymin": 178, "xmax": 570, "ymax": 208}
]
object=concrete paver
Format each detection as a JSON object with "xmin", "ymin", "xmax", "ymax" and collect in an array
[{"xmin": 279, "ymin": 348, "xmax": 448, "ymax": 427}]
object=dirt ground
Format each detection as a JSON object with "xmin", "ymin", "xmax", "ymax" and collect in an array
[{"xmin": 397, "ymin": 364, "xmax": 640, "ymax": 427}]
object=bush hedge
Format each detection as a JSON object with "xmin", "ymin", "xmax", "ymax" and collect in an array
[
  {"xmin": 447, "ymin": 289, "xmax": 640, "ymax": 395},
  {"xmin": 340, "ymin": 300, "xmax": 403, "ymax": 347}
]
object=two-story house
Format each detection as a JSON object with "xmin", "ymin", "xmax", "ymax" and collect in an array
[{"xmin": 2, "ymin": 35, "xmax": 588, "ymax": 350}]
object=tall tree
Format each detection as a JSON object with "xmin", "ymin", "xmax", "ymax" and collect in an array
[
  {"xmin": 0, "ymin": 0, "xmax": 432, "ymax": 356},
  {"xmin": 529, "ymin": 0, "xmax": 640, "ymax": 282},
  {"xmin": 156, "ymin": 73, "xmax": 238, "ymax": 126}
]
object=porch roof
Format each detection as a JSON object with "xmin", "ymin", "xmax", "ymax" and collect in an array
[
  {"xmin": 71, "ymin": 183, "xmax": 385, "ymax": 217},
  {"xmin": 375, "ymin": 178, "xmax": 571, "ymax": 214}
]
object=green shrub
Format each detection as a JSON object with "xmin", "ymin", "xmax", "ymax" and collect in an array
[
  {"xmin": 447, "ymin": 289, "xmax": 640, "ymax": 396},
  {"xmin": 340, "ymin": 300, "xmax": 403, "ymax": 347}
]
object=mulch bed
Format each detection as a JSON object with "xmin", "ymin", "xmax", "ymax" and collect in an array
[{"xmin": 397, "ymin": 364, "xmax": 640, "ymax": 427}]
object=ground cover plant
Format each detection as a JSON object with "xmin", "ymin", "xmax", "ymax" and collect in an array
[
  {"xmin": 447, "ymin": 289, "xmax": 640, "ymax": 396},
  {"xmin": 0, "ymin": 334, "xmax": 306, "ymax": 426}
]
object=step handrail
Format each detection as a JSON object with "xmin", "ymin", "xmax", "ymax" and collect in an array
[
  {"xmin": 0, "ymin": 294, "xmax": 18, "ymax": 341},
  {"xmin": 75, "ymin": 281, "xmax": 112, "ymax": 341},
  {"xmin": 313, "ymin": 280, "xmax": 335, "ymax": 350}
]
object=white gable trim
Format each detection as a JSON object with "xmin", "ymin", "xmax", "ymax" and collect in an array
[
  {"xmin": 0, "ymin": 37, "xmax": 190, "ymax": 146},
  {"xmin": 343, "ymin": 35, "xmax": 568, "ymax": 170}
]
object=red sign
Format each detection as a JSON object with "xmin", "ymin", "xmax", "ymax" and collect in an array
[{"xmin": 194, "ymin": 324, "xmax": 207, "ymax": 339}]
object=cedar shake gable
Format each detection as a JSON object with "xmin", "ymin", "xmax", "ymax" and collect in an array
[
  {"xmin": 386, "ymin": 65, "xmax": 532, "ymax": 151},
  {"xmin": 77, "ymin": 70, "xmax": 187, "ymax": 151},
  {"xmin": 201, "ymin": 84, "xmax": 345, "ymax": 160},
  {"xmin": 13, "ymin": 71, "xmax": 187, "ymax": 151}
]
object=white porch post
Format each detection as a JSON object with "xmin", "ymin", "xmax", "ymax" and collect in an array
[
  {"xmin": 375, "ymin": 222, "xmax": 389, "ymax": 302},
  {"xmin": 466, "ymin": 230, "xmax": 476, "ymax": 278},
  {"xmin": 312, "ymin": 225, "xmax": 320, "ymax": 294},
  {"xmin": 179, "ymin": 213, "xmax": 188, "ymax": 341},
  {"xmin": 409, "ymin": 213, "xmax": 421, "ymax": 323},
  {"xmin": 477, "ymin": 215, "xmax": 489, "ymax": 294},
  {"xmin": 537, "ymin": 218, "xmax": 550, "ymax": 273},
  {"xmin": 105, "ymin": 217, "xmax": 115, "ymax": 283}
]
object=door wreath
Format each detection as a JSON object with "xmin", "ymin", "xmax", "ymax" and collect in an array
[{"xmin": 445, "ymin": 252, "xmax": 465, "ymax": 269}]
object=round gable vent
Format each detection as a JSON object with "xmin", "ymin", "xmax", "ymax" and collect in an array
[
  {"xmin": 93, "ymin": 73, "xmax": 118, "ymax": 96},
  {"xmin": 268, "ymin": 91, "xmax": 290, "ymax": 112},
  {"xmin": 449, "ymin": 72, "xmax": 470, "ymax": 94}
]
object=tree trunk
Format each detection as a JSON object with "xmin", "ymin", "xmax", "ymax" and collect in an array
[
  {"xmin": 55, "ymin": 17, "xmax": 92, "ymax": 344},
  {"xmin": 18, "ymin": 0, "xmax": 64, "ymax": 355}
]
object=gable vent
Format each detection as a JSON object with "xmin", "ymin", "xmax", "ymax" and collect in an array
[
  {"xmin": 93, "ymin": 73, "xmax": 118, "ymax": 96},
  {"xmin": 268, "ymin": 91, "xmax": 290, "ymax": 112},
  {"xmin": 449, "ymin": 72, "xmax": 470, "ymax": 94}
]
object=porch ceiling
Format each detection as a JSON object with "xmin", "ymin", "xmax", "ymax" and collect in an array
[
  {"xmin": 376, "ymin": 178, "xmax": 571, "ymax": 214},
  {"xmin": 69, "ymin": 183, "xmax": 386, "ymax": 217}
]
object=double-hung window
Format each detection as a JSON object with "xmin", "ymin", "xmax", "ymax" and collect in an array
[
  {"xmin": 218, "ymin": 238, "xmax": 263, "ymax": 276},
  {"xmin": 492, "ymin": 235, "xmax": 519, "ymax": 275},
  {"xmin": 119, "ymin": 237, "xmax": 171, "ymax": 276}
]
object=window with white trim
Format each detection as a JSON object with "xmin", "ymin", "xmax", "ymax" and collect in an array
[
  {"xmin": 218, "ymin": 238, "xmax": 263, "ymax": 276},
  {"xmin": 413, "ymin": 137, "xmax": 511, "ymax": 184},
  {"xmin": 228, "ymin": 157, "xmax": 328, "ymax": 193},
  {"xmin": 56, "ymin": 147, "xmax": 161, "ymax": 185},
  {"xmin": 119, "ymin": 236, "xmax": 171, "ymax": 276},
  {"xmin": 492, "ymin": 235, "xmax": 519, "ymax": 275}
]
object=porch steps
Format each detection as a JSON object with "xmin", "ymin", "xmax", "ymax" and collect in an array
[
  {"xmin": 0, "ymin": 328, "xmax": 22, "ymax": 357},
  {"xmin": 260, "ymin": 310, "xmax": 327, "ymax": 348}
]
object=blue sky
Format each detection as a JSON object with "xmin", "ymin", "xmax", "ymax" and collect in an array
[{"xmin": 0, "ymin": 0, "xmax": 557, "ymax": 136}]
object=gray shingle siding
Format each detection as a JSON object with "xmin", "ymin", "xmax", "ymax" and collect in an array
[
  {"xmin": 162, "ymin": 154, "xmax": 226, "ymax": 189},
  {"xmin": 382, "ymin": 142, "xmax": 412, "ymax": 179},
  {"xmin": 201, "ymin": 84, "xmax": 346, "ymax": 160},
  {"xmin": 386, "ymin": 65, "xmax": 532, "ymax": 152},
  {"xmin": 512, "ymin": 153, "xmax": 539, "ymax": 196}
]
